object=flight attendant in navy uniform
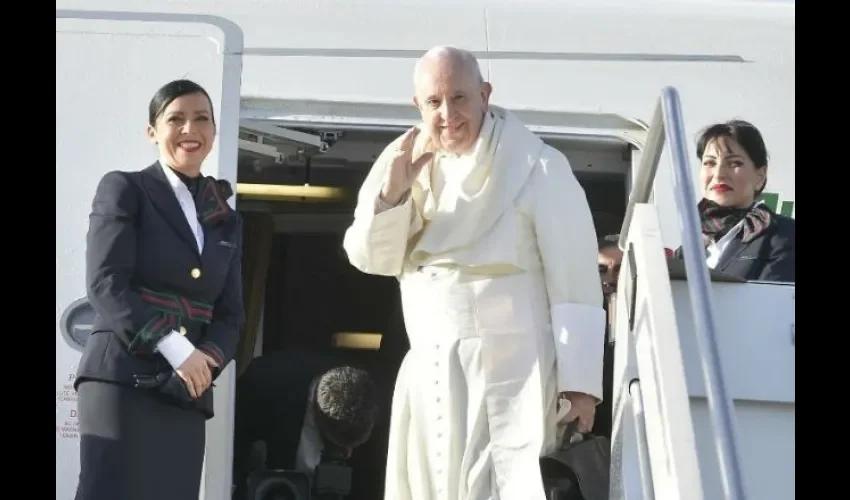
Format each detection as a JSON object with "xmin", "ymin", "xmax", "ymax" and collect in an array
[{"xmin": 73, "ymin": 79, "xmax": 245, "ymax": 500}]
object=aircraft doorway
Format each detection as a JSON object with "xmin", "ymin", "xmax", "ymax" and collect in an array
[{"xmin": 230, "ymin": 107, "xmax": 639, "ymax": 500}]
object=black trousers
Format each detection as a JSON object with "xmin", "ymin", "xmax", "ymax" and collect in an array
[{"xmin": 74, "ymin": 380, "xmax": 206, "ymax": 500}]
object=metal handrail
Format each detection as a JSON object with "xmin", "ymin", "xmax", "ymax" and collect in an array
[
  {"xmin": 617, "ymin": 87, "xmax": 746, "ymax": 500},
  {"xmin": 629, "ymin": 380, "xmax": 656, "ymax": 500}
]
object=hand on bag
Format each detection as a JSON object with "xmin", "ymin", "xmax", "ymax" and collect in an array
[
  {"xmin": 380, "ymin": 127, "xmax": 434, "ymax": 205},
  {"xmin": 176, "ymin": 350, "xmax": 213, "ymax": 399},
  {"xmin": 201, "ymin": 351, "xmax": 219, "ymax": 369},
  {"xmin": 559, "ymin": 391, "xmax": 597, "ymax": 433},
  {"xmin": 201, "ymin": 351, "xmax": 220, "ymax": 379}
]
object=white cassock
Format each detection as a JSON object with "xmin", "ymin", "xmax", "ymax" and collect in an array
[{"xmin": 343, "ymin": 106, "xmax": 605, "ymax": 500}]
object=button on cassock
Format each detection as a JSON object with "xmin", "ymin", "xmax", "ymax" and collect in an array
[{"xmin": 190, "ymin": 268, "xmax": 202, "ymax": 279}]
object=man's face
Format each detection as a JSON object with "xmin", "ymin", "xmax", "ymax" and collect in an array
[
  {"xmin": 598, "ymin": 246, "xmax": 623, "ymax": 296},
  {"xmin": 413, "ymin": 56, "xmax": 492, "ymax": 155}
]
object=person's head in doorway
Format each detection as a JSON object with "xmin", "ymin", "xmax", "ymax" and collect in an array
[
  {"xmin": 598, "ymin": 234, "xmax": 623, "ymax": 297},
  {"xmin": 312, "ymin": 365, "xmax": 380, "ymax": 458}
]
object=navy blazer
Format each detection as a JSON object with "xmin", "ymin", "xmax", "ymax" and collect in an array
[
  {"xmin": 677, "ymin": 213, "xmax": 795, "ymax": 283},
  {"xmin": 76, "ymin": 162, "xmax": 245, "ymax": 407}
]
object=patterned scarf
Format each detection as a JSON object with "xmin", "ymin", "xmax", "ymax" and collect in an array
[
  {"xmin": 193, "ymin": 176, "xmax": 234, "ymax": 227},
  {"xmin": 698, "ymin": 198, "xmax": 773, "ymax": 245},
  {"xmin": 168, "ymin": 166, "xmax": 234, "ymax": 227}
]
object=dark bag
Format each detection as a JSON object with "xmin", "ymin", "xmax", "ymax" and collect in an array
[
  {"xmin": 540, "ymin": 421, "xmax": 611, "ymax": 500},
  {"xmin": 132, "ymin": 370, "xmax": 216, "ymax": 419}
]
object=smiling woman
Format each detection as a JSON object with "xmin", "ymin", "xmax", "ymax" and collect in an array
[
  {"xmin": 673, "ymin": 119, "xmax": 795, "ymax": 283},
  {"xmin": 74, "ymin": 79, "xmax": 245, "ymax": 500},
  {"xmin": 146, "ymin": 80, "xmax": 218, "ymax": 177}
]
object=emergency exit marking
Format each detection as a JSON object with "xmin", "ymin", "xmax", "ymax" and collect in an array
[
  {"xmin": 57, "ymin": 409, "xmax": 79, "ymax": 439},
  {"xmin": 56, "ymin": 373, "xmax": 78, "ymax": 403},
  {"xmin": 58, "ymin": 421, "xmax": 79, "ymax": 439},
  {"xmin": 57, "ymin": 370, "xmax": 80, "ymax": 439}
]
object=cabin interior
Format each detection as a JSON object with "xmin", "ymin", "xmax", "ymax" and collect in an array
[{"xmin": 232, "ymin": 112, "xmax": 632, "ymax": 499}]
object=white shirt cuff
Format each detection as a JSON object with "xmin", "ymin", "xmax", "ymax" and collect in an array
[
  {"xmin": 551, "ymin": 302, "xmax": 606, "ymax": 399},
  {"xmin": 155, "ymin": 331, "xmax": 196, "ymax": 369}
]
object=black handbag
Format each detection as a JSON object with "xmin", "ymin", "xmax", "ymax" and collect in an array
[
  {"xmin": 132, "ymin": 370, "xmax": 216, "ymax": 419},
  {"xmin": 540, "ymin": 421, "xmax": 611, "ymax": 500}
]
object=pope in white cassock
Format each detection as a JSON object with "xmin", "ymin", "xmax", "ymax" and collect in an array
[{"xmin": 342, "ymin": 46, "xmax": 606, "ymax": 500}]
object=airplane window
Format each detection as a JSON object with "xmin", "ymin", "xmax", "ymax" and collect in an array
[{"xmin": 60, "ymin": 298, "xmax": 94, "ymax": 351}]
